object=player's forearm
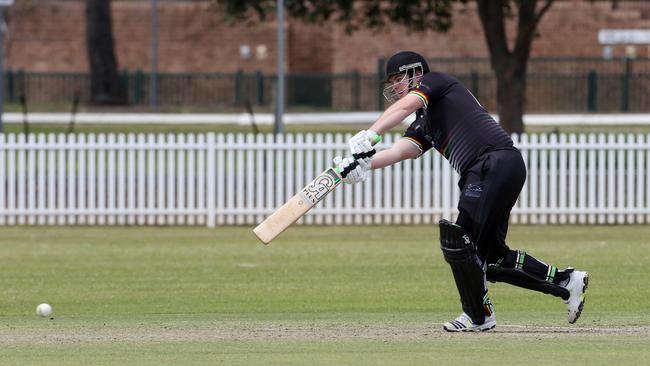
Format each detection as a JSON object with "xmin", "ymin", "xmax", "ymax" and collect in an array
[
  {"xmin": 369, "ymin": 105, "xmax": 413, "ymax": 135},
  {"xmin": 370, "ymin": 146, "xmax": 414, "ymax": 169},
  {"xmin": 371, "ymin": 149, "xmax": 403, "ymax": 169},
  {"xmin": 369, "ymin": 94, "xmax": 423, "ymax": 135},
  {"xmin": 371, "ymin": 142, "xmax": 419, "ymax": 169}
]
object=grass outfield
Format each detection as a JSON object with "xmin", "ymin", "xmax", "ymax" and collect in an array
[{"xmin": 1, "ymin": 225, "xmax": 649, "ymax": 365}]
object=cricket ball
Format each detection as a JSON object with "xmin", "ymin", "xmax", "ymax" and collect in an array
[{"xmin": 36, "ymin": 303, "xmax": 53, "ymax": 317}]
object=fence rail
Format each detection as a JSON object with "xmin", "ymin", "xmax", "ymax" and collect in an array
[
  {"xmin": 7, "ymin": 57, "xmax": 650, "ymax": 112},
  {"xmin": 5, "ymin": 112, "xmax": 650, "ymax": 126},
  {"xmin": 1, "ymin": 132, "xmax": 649, "ymax": 226}
]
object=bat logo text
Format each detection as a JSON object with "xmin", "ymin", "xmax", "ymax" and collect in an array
[{"xmin": 300, "ymin": 169, "xmax": 338, "ymax": 205}]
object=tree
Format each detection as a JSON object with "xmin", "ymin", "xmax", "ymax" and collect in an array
[
  {"xmin": 477, "ymin": 0, "xmax": 554, "ymax": 133},
  {"xmin": 85, "ymin": 0, "xmax": 127, "ymax": 105},
  {"xmin": 217, "ymin": 0, "xmax": 557, "ymax": 133}
]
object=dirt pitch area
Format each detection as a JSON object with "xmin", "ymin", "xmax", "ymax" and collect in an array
[{"xmin": 3, "ymin": 323, "xmax": 649, "ymax": 345}]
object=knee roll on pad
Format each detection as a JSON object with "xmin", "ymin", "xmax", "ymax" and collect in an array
[{"xmin": 439, "ymin": 219, "xmax": 489, "ymax": 325}]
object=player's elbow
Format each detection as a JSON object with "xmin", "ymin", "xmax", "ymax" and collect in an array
[
  {"xmin": 396, "ymin": 141, "xmax": 422, "ymax": 160},
  {"xmin": 400, "ymin": 148, "xmax": 421, "ymax": 160},
  {"xmin": 386, "ymin": 146, "xmax": 419, "ymax": 163}
]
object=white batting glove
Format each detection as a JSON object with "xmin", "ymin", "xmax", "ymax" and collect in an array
[
  {"xmin": 349, "ymin": 130, "xmax": 379, "ymax": 169},
  {"xmin": 333, "ymin": 156, "xmax": 369, "ymax": 184}
]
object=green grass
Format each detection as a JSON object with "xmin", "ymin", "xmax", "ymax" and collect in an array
[{"xmin": 1, "ymin": 225, "xmax": 649, "ymax": 365}]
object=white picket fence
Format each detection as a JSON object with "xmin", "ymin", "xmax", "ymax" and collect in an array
[{"xmin": 0, "ymin": 132, "xmax": 649, "ymax": 226}]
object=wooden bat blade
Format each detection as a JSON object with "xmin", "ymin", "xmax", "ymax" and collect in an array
[
  {"xmin": 252, "ymin": 194, "xmax": 310, "ymax": 244},
  {"xmin": 253, "ymin": 168, "xmax": 341, "ymax": 244}
]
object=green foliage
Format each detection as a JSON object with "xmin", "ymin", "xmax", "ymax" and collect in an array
[{"xmin": 217, "ymin": 0, "xmax": 467, "ymax": 32}]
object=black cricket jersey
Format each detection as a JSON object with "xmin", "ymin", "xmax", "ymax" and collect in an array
[{"xmin": 404, "ymin": 72, "xmax": 513, "ymax": 175}]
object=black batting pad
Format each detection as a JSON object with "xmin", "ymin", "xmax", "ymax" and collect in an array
[{"xmin": 439, "ymin": 219, "xmax": 488, "ymax": 325}]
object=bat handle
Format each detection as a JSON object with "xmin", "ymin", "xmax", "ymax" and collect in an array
[{"xmin": 340, "ymin": 157, "xmax": 361, "ymax": 178}]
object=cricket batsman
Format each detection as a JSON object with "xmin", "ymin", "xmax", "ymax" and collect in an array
[{"xmin": 333, "ymin": 51, "xmax": 589, "ymax": 332}]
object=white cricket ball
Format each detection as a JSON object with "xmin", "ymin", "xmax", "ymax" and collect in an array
[{"xmin": 36, "ymin": 303, "xmax": 53, "ymax": 317}]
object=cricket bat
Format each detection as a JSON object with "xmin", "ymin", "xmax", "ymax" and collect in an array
[{"xmin": 253, "ymin": 137, "xmax": 381, "ymax": 245}]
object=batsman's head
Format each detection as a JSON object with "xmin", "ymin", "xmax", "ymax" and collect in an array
[{"xmin": 383, "ymin": 51, "xmax": 429, "ymax": 103}]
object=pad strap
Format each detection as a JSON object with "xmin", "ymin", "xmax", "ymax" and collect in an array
[{"xmin": 486, "ymin": 264, "xmax": 570, "ymax": 300}]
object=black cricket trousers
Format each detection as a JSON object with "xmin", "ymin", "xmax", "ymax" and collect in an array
[{"xmin": 454, "ymin": 146, "xmax": 527, "ymax": 265}]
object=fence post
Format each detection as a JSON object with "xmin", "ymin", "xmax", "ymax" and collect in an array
[
  {"xmin": 352, "ymin": 70, "xmax": 360, "ymax": 110},
  {"xmin": 470, "ymin": 70, "xmax": 479, "ymax": 97},
  {"xmin": 256, "ymin": 71, "xmax": 264, "ymax": 106},
  {"xmin": 206, "ymin": 133, "xmax": 216, "ymax": 227},
  {"xmin": 134, "ymin": 69, "xmax": 143, "ymax": 105},
  {"xmin": 234, "ymin": 69, "xmax": 243, "ymax": 105},
  {"xmin": 6, "ymin": 69, "xmax": 13, "ymax": 103},
  {"xmin": 377, "ymin": 58, "xmax": 386, "ymax": 110},
  {"xmin": 120, "ymin": 70, "xmax": 129, "ymax": 103},
  {"xmin": 587, "ymin": 70, "xmax": 598, "ymax": 112},
  {"xmin": 621, "ymin": 57, "xmax": 631, "ymax": 112},
  {"xmin": 17, "ymin": 69, "xmax": 25, "ymax": 99}
]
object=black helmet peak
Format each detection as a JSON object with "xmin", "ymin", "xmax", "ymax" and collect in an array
[{"xmin": 385, "ymin": 51, "xmax": 429, "ymax": 77}]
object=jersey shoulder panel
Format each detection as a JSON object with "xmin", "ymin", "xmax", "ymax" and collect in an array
[{"xmin": 409, "ymin": 72, "xmax": 458, "ymax": 107}]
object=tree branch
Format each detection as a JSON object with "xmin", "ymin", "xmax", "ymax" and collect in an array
[
  {"xmin": 477, "ymin": 0, "xmax": 510, "ymax": 72},
  {"xmin": 512, "ymin": 0, "xmax": 554, "ymax": 66},
  {"xmin": 534, "ymin": 0, "xmax": 554, "ymax": 24}
]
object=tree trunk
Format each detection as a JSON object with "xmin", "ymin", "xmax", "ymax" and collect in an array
[
  {"xmin": 495, "ymin": 64, "xmax": 527, "ymax": 134},
  {"xmin": 477, "ymin": 0, "xmax": 554, "ymax": 134},
  {"xmin": 85, "ymin": 0, "xmax": 127, "ymax": 105}
]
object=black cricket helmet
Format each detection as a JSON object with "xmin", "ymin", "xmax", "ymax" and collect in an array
[{"xmin": 383, "ymin": 51, "xmax": 429, "ymax": 103}]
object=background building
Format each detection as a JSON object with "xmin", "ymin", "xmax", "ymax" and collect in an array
[
  {"xmin": 7, "ymin": 0, "xmax": 650, "ymax": 73},
  {"xmin": 5, "ymin": 1, "xmax": 650, "ymax": 112}
]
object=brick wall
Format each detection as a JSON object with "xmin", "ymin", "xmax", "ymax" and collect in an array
[
  {"xmin": 6, "ymin": 1, "xmax": 650, "ymax": 74},
  {"xmin": 7, "ymin": 1, "xmax": 283, "ymax": 73},
  {"xmin": 8, "ymin": 1, "xmax": 87, "ymax": 71},
  {"xmin": 288, "ymin": 20, "xmax": 333, "ymax": 73}
]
